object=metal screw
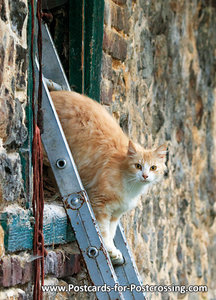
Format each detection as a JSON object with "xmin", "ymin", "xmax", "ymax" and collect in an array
[
  {"xmin": 87, "ymin": 246, "xmax": 99, "ymax": 258},
  {"xmin": 56, "ymin": 158, "xmax": 67, "ymax": 169},
  {"xmin": 67, "ymin": 194, "xmax": 81, "ymax": 209}
]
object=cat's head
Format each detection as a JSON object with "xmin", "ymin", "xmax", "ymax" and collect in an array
[{"xmin": 124, "ymin": 140, "xmax": 167, "ymax": 185}]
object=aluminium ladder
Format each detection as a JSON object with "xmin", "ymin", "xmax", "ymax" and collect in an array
[{"xmin": 35, "ymin": 23, "xmax": 146, "ymax": 300}]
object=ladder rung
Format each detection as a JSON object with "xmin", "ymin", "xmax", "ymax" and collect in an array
[{"xmin": 43, "ymin": 77, "xmax": 65, "ymax": 91}]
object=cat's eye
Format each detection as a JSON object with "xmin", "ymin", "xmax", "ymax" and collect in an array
[
  {"xmin": 150, "ymin": 165, "xmax": 157, "ymax": 171},
  {"xmin": 135, "ymin": 163, "xmax": 142, "ymax": 170}
]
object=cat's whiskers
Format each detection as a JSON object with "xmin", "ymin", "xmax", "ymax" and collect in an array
[{"xmin": 126, "ymin": 177, "xmax": 137, "ymax": 183}]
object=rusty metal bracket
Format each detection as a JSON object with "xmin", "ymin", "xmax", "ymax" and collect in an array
[{"xmin": 63, "ymin": 191, "xmax": 86, "ymax": 210}]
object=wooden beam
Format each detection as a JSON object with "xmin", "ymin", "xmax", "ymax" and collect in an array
[
  {"xmin": 19, "ymin": 0, "xmax": 35, "ymax": 208},
  {"xmin": 69, "ymin": 0, "xmax": 83, "ymax": 93},
  {"xmin": 0, "ymin": 204, "xmax": 75, "ymax": 252},
  {"xmin": 69, "ymin": 0, "xmax": 104, "ymax": 101},
  {"xmin": 84, "ymin": 0, "xmax": 105, "ymax": 102}
]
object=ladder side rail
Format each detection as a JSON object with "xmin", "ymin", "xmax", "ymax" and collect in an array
[
  {"xmin": 41, "ymin": 24, "xmax": 70, "ymax": 90},
  {"xmin": 115, "ymin": 225, "xmax": 146, "ymax": 299},
  {"xmin": 67, "ymin": 209, "xmax": 118, "ymax": 300}
]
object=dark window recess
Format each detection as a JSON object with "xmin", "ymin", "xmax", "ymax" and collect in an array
[{"xmin": 42, "ymin": 0, "xmax": 104, "ymax": 102}]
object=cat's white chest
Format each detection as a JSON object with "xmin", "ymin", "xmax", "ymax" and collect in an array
[
  {"xmin": 118, "ymin": 181, "xmax": 149, "ymax": 215},
  {"xmin": 125, "ymin": 182, "xmax": 146, "ymax": 204}
]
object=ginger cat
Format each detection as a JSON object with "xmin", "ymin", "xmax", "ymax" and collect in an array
[{"xmin": 49, "ymin": 91, "xmax": 167, "ymax": 265}]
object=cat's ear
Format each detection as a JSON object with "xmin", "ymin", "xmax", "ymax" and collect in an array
[
  {"xmin": 127, "ymin": 140, "xmax": 137, "ymax": 157},
  {"xmin": 155, "ymin": 144, "xmax": 167, "ymax": 160}
]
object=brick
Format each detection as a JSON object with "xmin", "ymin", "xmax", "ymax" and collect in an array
[
  {"xmin": 111, "ymin": 4, "xmax": 130, "ymax": 34},
  {"xmin": 0, "ymin": 251, "xmax": 81, "ymax": 288},
  {"xmin": 11, "ymin": 257, "xmax": 22, "ymax": 286},
  {"xmin": 0, "ymin": 256, "xmax": 11, "ymax": 287},
  {"xmin": 21, "ymin": 261, "xmax": 32, "ymax": 284},
  {"xmin": 45, "ymin": 250, "xmax": 80, "ymax": 279},
  {"xmin": 56, "ymin": 251, "xmax": 65, "ymax": 278},
  {"xmin": 103, "ymin": 29, "xmax": 127, "ymax": 61},
  {"xmin": 55, "ymin": 251, "xmax": 81, "ymax": 278},
  {"xmin": 64, "ymin": 254, "xmax": 81, "ymax": 277},
  {"xmin": 100, "ymin": 78, "xmax": 113, "ymax": 105}
]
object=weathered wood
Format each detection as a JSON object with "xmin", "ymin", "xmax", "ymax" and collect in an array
[
  {"xmin": 69, "ymin": 0, "xmax": 83, "ymax": 93},
  {"xmin": 84, "ymin": 0, "xmax": 105, "ymax": 102},
  {"xmin": 0, "ymin": 204, "xmax": 75, "ymax": 252},
  {"xmin": 42, "ymin": 0, "xmax": 67, "ymax": 9},
  {"xmin": 19, "ymin": 0, "xmax": 35, "ymax": 208},
  {"xmin": 69, "ymin": 0, "xmax": 104, "ymax": 101}
]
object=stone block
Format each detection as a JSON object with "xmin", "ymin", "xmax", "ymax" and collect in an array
[
  {"xmin": 112, "ymin": 0, "xmax": 127, "ymax": 5},
  {"xmin": 0, "ymin": 256, "xmax": 11, "ymax": 287},
  {"xmin": 15, "ymin": 45, "xmax": 27, "ymax": 90},
  {"xmin": 111, "ymin": 3, "xmax": 130, "ymax": 34},
  {"xmin": 0, "ymin": 90, "xmax": 28, "ymax": 148},
  {"xmin": 151, "ymin": 105, "xmax": 165, "ymax": 136},
  {"xmin": 104, "ymin": 0, "xmax": 110, "ymax": 25},
  {"xmin": 100, "ymin": 78, "xmax": 113, "ymax": 105},
  {"xmin": 0, "ymin": 151, "xmax": 24, "ymax": 202},
  {"xmin": 0, "ymin": 96, "xmax": 9, "ymax": 143},
  {"xmin": 21, "ymin": 261, "xmax": 33, "ymax": 284},
  {"xmin": 0, "ymin": 44, "xmax": 5, "ymax": 88},
  {"xmin": 103, "ymin": 29, "xmax": 127, "ymax": 61},
  {"xmin": 101, "ymin": 52, "xmax": 113, "ymax": 79},
  {"xmin": 11, "ymin": 257, "xmax": 22, "ymax": 286},
  {"xmin": 0, "ymin": 250, "xmax": 81, "ymax": 287},
  {"xmin": 56, "ymin": 251, "xmax": 81, "ymax": 278},
  {"xmin": 0, "ymin": 0, "xmax": 7, "ymax": 22},
  {"xmin": 9, "ymin": 0, "xmax": 27, "ymax": 37},
  {"xmin": 0, "ymin": 225, "xmax": 4, "ymax": 257},
  {"xmin": 0, "ymin": 288, "xmax": 27, "ymax": 300},
  {"xmin": 8, "ymin": 39, "xmax": 15, "ymax": 67},
  {"xmin": 194, "ymin": 244, "xmax": 203, "ymax": 278}
]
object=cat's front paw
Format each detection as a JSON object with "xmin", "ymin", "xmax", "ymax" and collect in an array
[{"xmin": 109, "ymin": 248, "xmax": 125, "ymax": 266}]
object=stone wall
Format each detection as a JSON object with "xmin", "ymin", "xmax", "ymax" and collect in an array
[
  {"xmin": 0, "ymin": 0, "xmax": 28, "ymax": 235},
  {"xmin": 102, "ymin": 0, "xmax": 216, "ymax": 299},
  {"xmin": 0, "ymin": 0, "xmax": 29, "ymax": 297},
  {"xmin": 1, "ymin": 0, "xmax": 216, "ymax": 299}
]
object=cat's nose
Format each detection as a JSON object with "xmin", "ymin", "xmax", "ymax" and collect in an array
[{"xmin": 142, "ymin": 174, "xmax": 148, "ymax": 179}]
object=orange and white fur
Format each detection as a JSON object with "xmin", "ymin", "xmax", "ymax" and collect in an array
[{"xmin": 50, "ymin": 91, "xmax": 167, "ymax": 265}]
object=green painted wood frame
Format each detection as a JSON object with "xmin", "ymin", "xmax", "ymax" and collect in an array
[
  {"xmin": 19, "ymin": 0, "xmax": 34, "ymax": 208},
  {"xmin": 69, "ymin": 0, "xmax": 105, "ymax": 102}
]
